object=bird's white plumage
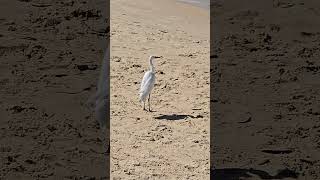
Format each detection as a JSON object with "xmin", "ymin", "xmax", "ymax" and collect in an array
[
  {"xmin": 139, "ymin": 55, "xmax": 160, "ymax": 110},
  {"xmin": 86, "ymin": 45, "xmax": 109, "ymax": 129},
  {"xmin": 139, "ymin": 70, "xmax": 155, "ymax": 102}
]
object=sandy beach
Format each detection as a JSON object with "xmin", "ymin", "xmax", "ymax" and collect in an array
[
  {"xmin": 110, "ymin": 0, "xmax": 210, "ymax": 179},
  {"xmin": 211, "ymin": 0, "xmax": 320, "ymax": 179},
  {"xmin": 0, "ymin": 0, "xmax": 109, "ymax": 179}
]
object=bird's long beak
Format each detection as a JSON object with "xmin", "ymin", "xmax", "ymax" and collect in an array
[{"xmin": 154, "ymin": 56, "xmax": 162, "ymax": 59}]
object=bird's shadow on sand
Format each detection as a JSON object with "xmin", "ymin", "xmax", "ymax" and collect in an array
[
  {"xmin": 211, "ymin": 168, "xmax": 298, "ymax": 180},
  {"xmin": 154, "ymin": 114, "xmax": 203, "ymax": 121}
]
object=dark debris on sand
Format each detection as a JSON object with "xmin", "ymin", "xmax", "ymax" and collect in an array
[{"xmin": 211, "ymin": 0, "xmax": 320, "ymax": 179}]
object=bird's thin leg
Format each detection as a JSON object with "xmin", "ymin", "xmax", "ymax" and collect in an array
[
  {"xmin": 148, "ymin": 94, "xmax": 151, "ymax": 112},
  {"xmin": 143, "ymin": 101, "xmax": 146, "ymax": 111}
]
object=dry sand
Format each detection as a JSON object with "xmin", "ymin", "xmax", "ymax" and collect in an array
[
  {"xmin": 0, "ymin": 0, "xmax": 109, "ymax": 179},
  {"xmin": 110, "ymin": 0, "xmax": 210, "ymax": 179},
  {"xmin": 212, "ymin": 0, "xmax": 320, "ymax": 179}
]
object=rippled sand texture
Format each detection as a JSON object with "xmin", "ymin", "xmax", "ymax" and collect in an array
[
  {"xmin": 111, "ymin": 0, "xmax": 210, "ymax": 179},
  {"xmin": 0, "ymin": 0, "xmax": 109, "ymax": 179},
  {"xmin": 212, "ymin": 0, "xmax": 320, "ymax": 179}
]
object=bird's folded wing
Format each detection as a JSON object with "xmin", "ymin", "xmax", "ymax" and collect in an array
[
  {"xmin": 140, "ymin": 76, "xmax": 156, "ymax": 95},
  {"xmin": 140, "ymin": 71, "xmax": 151, "ymax": 91}
]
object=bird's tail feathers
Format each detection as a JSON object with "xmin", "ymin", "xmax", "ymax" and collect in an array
[{"xmin": 139, "ymin": 90, "xmax": 146, "ymax": 103}]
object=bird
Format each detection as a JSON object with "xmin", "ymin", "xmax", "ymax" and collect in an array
[
  {"xmin": 85, "ymin": 44, "xmax": 110, "ymax": 153},
  {"xmin": 87, "ymin": 44, "xmax": 109, "ymax": 130},
  {"xmin": 139, "ymin": 55, "xmax": 161, "ymax": 111}
]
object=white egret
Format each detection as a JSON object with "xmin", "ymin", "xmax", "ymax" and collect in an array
[
  {"xmin": 139, "ymin": 55, "xmax": 161, "ymax": 111},
  {"xmin": 87, "ymin": 45, "xmax": 109, "ymax": 130},
  {"xmin": 85, "ymin": 44, "xmax": 109, "ymax": 154}
]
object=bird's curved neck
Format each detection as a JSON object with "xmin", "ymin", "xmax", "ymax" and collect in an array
[{"xmin": 149, "ymin": 58, "xmax": 155, "ymax": 72}]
